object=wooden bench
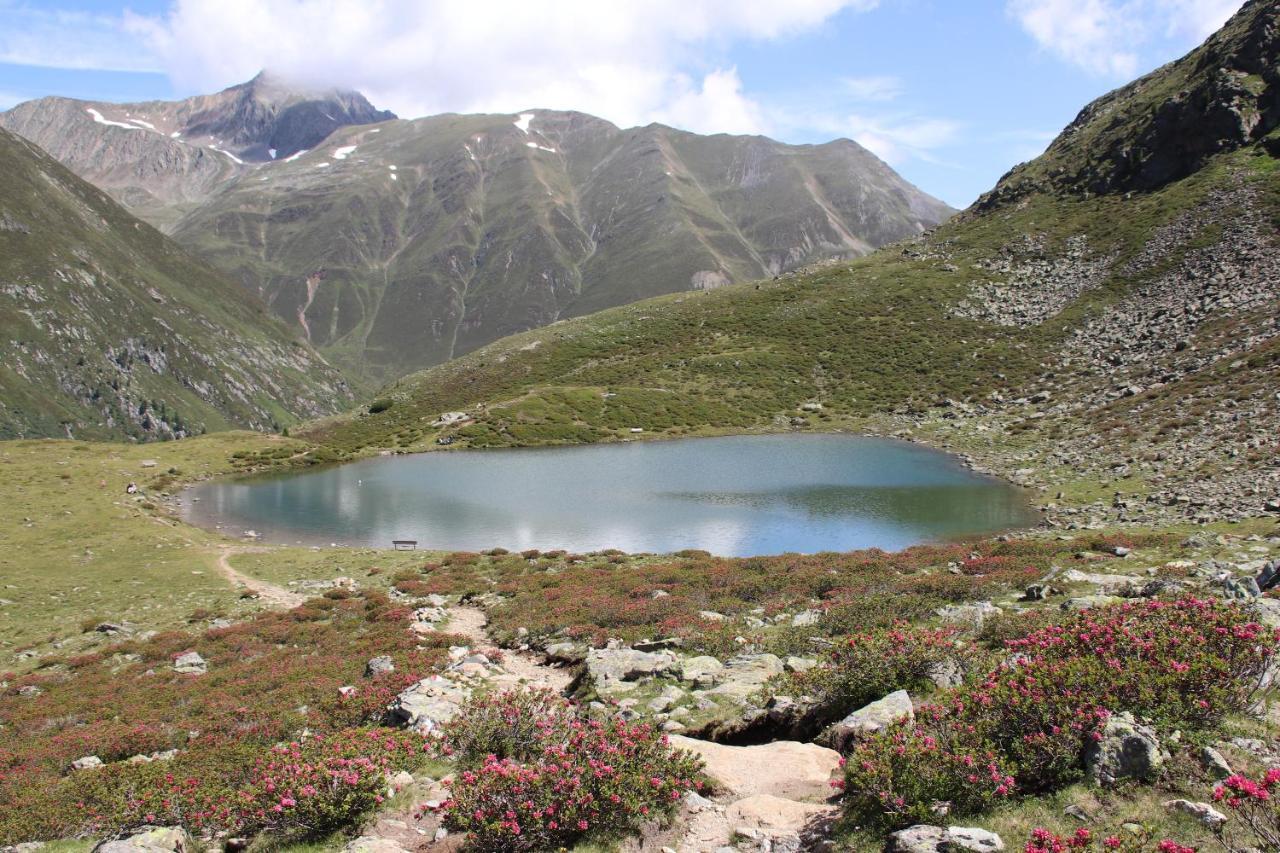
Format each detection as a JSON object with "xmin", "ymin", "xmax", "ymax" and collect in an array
[{"xmin": 392, "ymin": 540, "xmax": 417, "ymax": 551}]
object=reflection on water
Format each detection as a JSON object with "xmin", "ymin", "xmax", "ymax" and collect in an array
[{"xmin": 184, "ymin": 434, "xmax": 1038, "ymax": 557}]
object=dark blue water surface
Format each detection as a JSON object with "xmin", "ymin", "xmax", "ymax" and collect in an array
[{"xmin": 184, "ymin": 434, "xmax": 1036, "ymax": 556}]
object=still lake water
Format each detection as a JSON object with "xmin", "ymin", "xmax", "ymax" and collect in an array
[{"xmin": 183, "ymin": 435, "xmax": 1037, "ymax": 556}]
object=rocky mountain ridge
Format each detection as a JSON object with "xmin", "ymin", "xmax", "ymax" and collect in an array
[
  {"xmin": 0, "ymin": 71, "xmax": 393, "ymax": 229},
  {"xmin": 1, "ymin": 83, "xmax": 953, "ymax": 385},
  {"xmin": 978, "ymin": 0, "xmax": 1279, "ymax": 207}
]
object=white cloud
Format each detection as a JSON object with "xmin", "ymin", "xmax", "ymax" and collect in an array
[
  {"xmin": 1007, "ymin": 0, "xmax": 1245, "ymax": 77},
  {"xmin": 1158, "ymin": 0, "xmax": 1245, "ymax": 40},
  {"xmin": 658, "ymin": 68, "xmax": 768, "ymax": 136},
  {"xmin": 842, "ymin": 113, "xmax": 964, "ymax": 165},
  {"xmin": 842, "ymin": 75, "xmax": 904, "ymax": 102},
  {"xmin": 109, "ymin": 0, "xmax": 877, "ymax": 131},
  {"xmin": 1007, "ymin": 0, "xmax": 1139, "ymax": 77}
]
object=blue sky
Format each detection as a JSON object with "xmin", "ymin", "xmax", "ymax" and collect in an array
[{"xmin": 0, "ymin": 0, "xmax": 1246, "ymax": 207}]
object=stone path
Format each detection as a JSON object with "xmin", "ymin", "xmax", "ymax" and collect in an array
[
  {"xmin": 443, "ymin": 606, "xmax": 574, "ymax": 693},
  {"xmin": 211, "ymin": 546, "xmax": 306, "ymax": 609}
]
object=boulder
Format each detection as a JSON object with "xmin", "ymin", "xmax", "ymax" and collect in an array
[
  {"xmin": 364, "ymin": 655, "xmax": 395, "ymax": 677},
  {"xmin": 1257, "ymin": 560, "xmax": 1280, "ymax": 592},
  {"xmin": 586, "ymin": 648, "xmax": 679, "ymax": 684},
  {"xmin": 828, "ymin": 690, "xmax": 913, "ymax": 751},
  {"xmin": 668, "ymin": 736, "xmax": 841, "ymax": 802},
  {"xmin": 1163, "ymin": 799, "xmax": 1227, "ymax": 830},
  {"xmin": 386, "ymin": 676, "xmax": 469, "ymax": 734},
  {"xmin": 71, "ymin": 755, "xmax": 103, "ymax": 771},
  {"xmin": 790, "ymin": 610, "xmax": 821, "ymax": 627},
  {"xmin": 946, "ymin": 827, "xmax": 1006, "ymax": 852},
  {"xmin": 1199, "ymin": 745, "xmax": 1232, "ymax": 779},
  {"xmin": 679, "ymin": 655, "xmax": 725, "ymax": 688},
  {"xmin": 172, "ymin": 651, "xmax": 206, "ymax": 674},
  {"xmin": 707, "ymin": 654, "xmax": 785, "ymax": 702},
  {"xmin": 784, "ymin": 656, "xmax": 817, "ymax": 673},
  {"xmin": 887, "ymin": 825, "xmax": 1004, "ymax": 853},
  {"xmin": 1061, "ymin": 595, "xmax": 1126, "ymax": 611},
  {"xmin": 93, "ymin": 827, "xmax": 191, "ymax": 853},
  {"xmin": 936, "ymin": 602, "xmax": 1001, "ymax": 629},
  {"xmin": 1084, "ymin": 711, "xmax": 1165, "ymax": 786}
]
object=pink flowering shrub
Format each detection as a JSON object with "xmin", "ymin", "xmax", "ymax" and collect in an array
[
  {"xmin": 436, "ymin": 690, "xmax": 703, "ymax": 851},
  {"xmin": 0, "ymin": 591, "xmax": 456, "ymax": 844},
  {"xmin": 68, "ymin": 727, "xmax": 424, "ymax": 837},
  {"xmin": 842, "ymin": 598, "xmax": 1278, "ymax": 828},
  {"xmin": 840, "ymin": 715, "xmax": 1015, "ymax": 825},
  {"xmin": 1213, "ymin": 769, "xmax": 1280, "ymax": 849},
  {"xmin": 1024, "ymin": 827, "xmax": 1194, "ymax": 853},
  {"xmin": 437, "ymin": 688, "xmax": 578, "ymax": 766},
  {"xmin": 770, "ymin": 623, "xmax": 975, "ymax": 731}
]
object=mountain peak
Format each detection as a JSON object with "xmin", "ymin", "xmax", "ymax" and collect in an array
[
  {"xmin": 178, "ymin": 72, "xmax": 395, "ymax": 162},
  {"xmin": 979, "ymin": 0, "xmax": 1278, "ymax": 209}
]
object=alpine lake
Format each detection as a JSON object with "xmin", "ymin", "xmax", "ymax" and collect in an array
[{"xmin": 184, "ymin": 434, "xmax": 1038, "ymax": 557}]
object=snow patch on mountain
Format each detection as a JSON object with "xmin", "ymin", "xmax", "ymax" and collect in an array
[{"xmin": 85, "ymin": 108, "xmax": 140, "ymax": 131}]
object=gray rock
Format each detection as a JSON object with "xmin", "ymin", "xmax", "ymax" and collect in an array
[
  {"xmin": 586, "ymin": 648, "xmax": 679, "ymax": 683},
  {"xmin": 386, "ymin": 676, "xmax": 469, "ymax": 734},
  {"xmin": 1085, "ymin": 711, "xmax": 1165, "ymax": 786},
  {"xmin": 1061, "ymin": 595, "xmax": 1126, "ymax": 611},
  {"xmin": 927, "ymin": 658, "xmax": 965, "ymax": 689},
  {"xmin": 172, "ymin": 651, "xmax": 206, "ymax": 674},
  {"xmin": 887, "ymin": 825, "xmax": 1004, "ymax": 853},
  {"xmin": 708, "ymin": 654, "xmax": 785, "ymax": 701},
  {"xmin": 783, "ymin": 656, "xmax": 817, "ymax": 673},
  {"xmin": 828, "ymin": 690, "xmax": 913, "ymax": 750},
  {"xmin": 1219, "ymin": 575, "xmax": 1261, "ymax": 599},
  {"xmin": 679, "ymin": 655, "xmax": 725, "ymax": 688},
  {"xmin": 1199, "ymin": 745, "xmax": 1232, "ymax": 779},
  {"xmin": 936, "ymin": 601, "xmax": 1000, "ymax": 629},
  {"xmin": 93, "ymin": 827, "xmax": 191, "ymax": 853},
  {"xmin": 632, "ymin": 637, "xmax": 683, "ymax": 652},
  {"xmin": 946, "ymin": 827, "xmax": 1006, "ymax": 852},
  {"xmin": 71, "ymin": 755, "xmax": 103, "ymax": 771},
  {"xmin": 1163, "ymin": 799, "xmax": 1227, "ymax": 829},
  {"xmin": 790, "ymin": 609, "xmax": 821, "ymax": 627},
  {"xmin": 364, "ymin": 655, "xmax": 395, "ymax": 677}
]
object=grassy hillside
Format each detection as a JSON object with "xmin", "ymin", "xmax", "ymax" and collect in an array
[{"xmin": 0, "ymin": 127, "xmax": 353, "ymax": 440}]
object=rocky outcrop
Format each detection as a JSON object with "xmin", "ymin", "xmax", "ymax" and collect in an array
[
  {"xmin": 977, "ymin": 0, "xmax": 1279, "ymax": 206},
  {"xmin": 826, "ymin": 690, "xmax": 914, "ymax": 751},
  {"xmin": 386, "ymin": 676, "xmax": 469, "ymax": 734}
]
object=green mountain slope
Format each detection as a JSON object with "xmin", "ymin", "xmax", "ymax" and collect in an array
[
  {"xmin": 168, "ymin": 110, "xmax": 953, "ymax": 385},
  {"xmin": 301, "ymin": 0, "xmax": 1279, "ymax": 525},
  {"xmin": 2, "ymin": 81, "xmax": 952, "ymax": 388},
  {"xmin": 0, "ymin": 126, "xmax": 353, "ymax": 440}
]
